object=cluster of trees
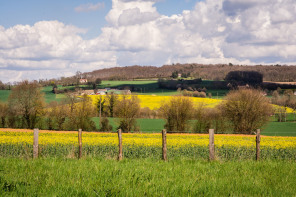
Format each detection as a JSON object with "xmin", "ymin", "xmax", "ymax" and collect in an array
[
  {"xmin": 181, "ymin": 89, "xmax": 207, "ymax": 98},
  {"xmin": 0, "ymin": 81, "xmax": 275, "ymax": 134},
  {"xmin": 160, "ymin": 89, "xmax": 273, "ymax": 134},
  {"xmin": 225, "ymin": 71, "xmax": 263, "ymax": 86},
  {"xmin": 170, "ymin": 71, "xmax": 190, "ymax": 78},
  {"xmin": 271, "ymin": 89, "xmax": 296, "ymax": 121},
  {"xmin": 0, "ymin": 81, "xmax": 140, "ymax": 132},
  {"xmin": 157, "ymin": 78, "xmax": 206, "ymax": 90}
]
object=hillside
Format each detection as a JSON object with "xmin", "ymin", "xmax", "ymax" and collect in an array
[{"xmin": 83, "ymin": 64, "xmax": 296, "ymax": 82}]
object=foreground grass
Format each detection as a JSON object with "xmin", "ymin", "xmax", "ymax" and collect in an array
[{"xmin": 0, "ymin": 158, "xmax": 295, "ymax": 196}]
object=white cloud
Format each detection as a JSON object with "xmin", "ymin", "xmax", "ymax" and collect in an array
[
  {"xmin": 75, "ymin": 2, "xmax": 105, "ymax": 13},
  {"xmin": 1, "ymin": 0, "xmax": 296, "ymax": 82},
  {"xmin": 0, "ymin": 20, "xmax": 117, "ymax": 82}
]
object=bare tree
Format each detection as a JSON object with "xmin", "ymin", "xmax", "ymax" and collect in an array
[
  {"xmin": 106, "ymin": 93, "xmax": 118, "ymax": 117},
  {"xmin": 160, "ymin": 96, "xmax": 194, "ymax": 132},
  {"xmin": 193, "ymin": 104, "xmax": 229, "ymax": 133},
  {"xmin": 46, "ymin": 101, "xmax": 69, "ymax": 130},
  {"xmin": 221, "ymin": 88, "xmax": 273, "ymax": 134},
  {"xmin": 8, "ymin": 81, "xmax": 45, "ymax": 129},
  {"xmin": 114, "ymin": 95, "xmax": 140, "ymax": 132},
  {"xmin": 64, "ymin": 94, "xmax": 96, "ymax": 131}
]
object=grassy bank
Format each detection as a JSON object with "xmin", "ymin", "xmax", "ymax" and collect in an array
[{"xmin": 0, "ymin": 158, "xmax": 295, "ymax": 196}]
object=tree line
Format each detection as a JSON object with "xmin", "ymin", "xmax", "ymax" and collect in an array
[
  {"xmin": 82, "ymin": 64, "xmax": 296, "ymax": 82},
  {"xmin": 0, "ymin": 81, "xmax": 275, "ymax": 134}
]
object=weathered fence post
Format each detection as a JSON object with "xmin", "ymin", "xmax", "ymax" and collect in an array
[
  {"xmin": 209, "ymin": 129, "xmax": 215, "ymax": 161},
  {"xmin": 256, "ymin": 129, "xmax": 261, "ymax": 161},
  {"xmin": 78, "ymin": 129, "xmax": 82, "ymax": 159},
  {"xmin": 162, "ymin": 129, "xmax": 167, "ymax": 161},
  {"xmin": 118, "ymin": 129, "xmax": 123, "ymax": 161},
  {"xmin": 33, "ymin": 128, "xmax": 39, "ymax": 159}
]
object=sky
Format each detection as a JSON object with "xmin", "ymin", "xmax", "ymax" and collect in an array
[{"xmin": 0, "ymin": 0, "xmax": 296, "ymax": 83}]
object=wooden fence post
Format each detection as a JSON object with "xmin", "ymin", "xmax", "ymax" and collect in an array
[
  {"xmin": 33, "ymin": 128, "xmax": 39, "ymax": 159},
  {"xmin": 256, "ymin": 129, "xmax": 260, "ymax": 161},
  {"xmin": 118, "ymin": 129, "xmax": 123, "ymax": 161},
  {"xmin": 209, "ymin": 129, "xmax": 215, "ymax": 161},
  {"xmin": 162, "ymin": 129, "xmax": 167, "ymax": 161},
  {"xmin": 78, "ymin": 129, "xmax": 82, "ymax": 159}
]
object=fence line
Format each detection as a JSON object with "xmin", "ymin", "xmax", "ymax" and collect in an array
[{"xmin": 30, "ymin": 128, "xmax": 265, "ymax": 160}]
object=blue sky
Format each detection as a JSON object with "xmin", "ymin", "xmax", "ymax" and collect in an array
[
  {"xmin": 0, "ymin": 0, "xmax": 197, "ymax": 39},
  {"xmin": 0, "ymin": 0, "xmax": 295, "ymax": 82}
]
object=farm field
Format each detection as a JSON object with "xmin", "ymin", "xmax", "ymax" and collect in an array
[
  {"xmin": 262, "ymin": 122, "xmax": 296, "ymax": 136},
  {"xmin": 92, "ymin": 117, "xmax": 296, "ymax": 136},
  {"xmin": 93, "ymin": 117, "xmax": 166, "ymax": 132},
  {"xmin": 91, "ymin": 95, "xmax": 222, "ymax": 110},
  {"xmin": 99, "ymin": 80, "xmax": 179, "ymax": 96},
  {"xmin": 0, "ymin": 90, "xmax": 10, "ymax": 102},
  {"xmin": 0, "ymin": 158, "xmax": 296, "ymax": 196}
]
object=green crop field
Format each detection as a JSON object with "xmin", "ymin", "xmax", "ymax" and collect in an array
[
  {"xmin": 262, "ymin": 122, "xmax": 296, "ymax": 136},
  {"xmin": 99, "ymin": 80, "xmax": 178, "ymax": 96},
  {"xmin": 0, "ymin": 158, "xmax": 295, "ymax": 196},
  {"xmin": 92, "ymin": 117, "xmax": 166, "ymax": 132},
  {"xmin": 0, "ymin": 90, "xmax": 11, "ymax": 102},
  {"xmin": 0, "ymin": 86, "xmax": 66, "ymax": 103},
  {"xmin": 92, "ymin": 117, "xmax": 296, "ymax": 136}
]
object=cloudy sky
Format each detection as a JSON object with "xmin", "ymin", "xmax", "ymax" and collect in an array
[{"xmin": 0, "ymin": 0, "xmax": 296, "ymax": 83}]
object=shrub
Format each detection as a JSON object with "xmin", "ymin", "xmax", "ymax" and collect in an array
[{"xmin": 221, "ymin": 89, "xmax": 273, "ymax": 134}]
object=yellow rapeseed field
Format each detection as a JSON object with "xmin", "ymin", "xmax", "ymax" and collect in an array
[
  {"xmin": 1, "ymin": 130, "xmax": 295, "ymax": 150},
  {"xmin": 89, "ymin": 95, "xmax": 295, "ymax": 112},
  {"xmin": 90, "ymin": 95, "xmax": 222, "ymax": 110}
]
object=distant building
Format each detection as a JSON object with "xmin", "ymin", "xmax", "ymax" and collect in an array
[
  {"xmin": 96, "ymin": 91, "xmax": 106, "ymax": 95},
  {"xmin": 79, "ymin": 79, "xmax": 88, "ymax": 84},
  {"xmin": 82, "ymin": 90, "xmax": 94, "ymax": 95}
]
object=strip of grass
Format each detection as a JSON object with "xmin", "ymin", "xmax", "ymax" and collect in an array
[
  {"xmin": 99, "ymin": 80, "xmax": 178, "ymax": 96},
  {"xmin": 93, "ymin": 117, "xmax": 165, "ymax": 132},
  {"xmin": 92, "ymin": 117, "xmax": 296, "ymax": 137},
  {"xmin": 0, "ymin": 90, "xmax": 10, "ymax": 102},
  {"xmin": 0, "ymin": 158, "xmax": 295, "ymax": 196},
  {"xmin": 262, "ymin": 121, "xmax": 296, "ymax": 136}
]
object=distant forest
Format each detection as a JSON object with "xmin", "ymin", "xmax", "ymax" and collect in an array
[
  {"xmin": 11, "ymin": 63, "xmax": 295, "ymax": 88},
  {"xmin": 83, "ymin": 64, "xmax": 296, "ymax": 82}
]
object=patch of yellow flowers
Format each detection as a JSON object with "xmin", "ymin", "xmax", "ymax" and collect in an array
[
  {"xmin": 89, "ymin": 95, "xmax": 295, "ymax": 112},
  {"xmin": 1, "ymin": 131, "xmax": 295, "ymax": 150},
  {"xmin": 90, "ymin": 95, "xmax": 222, "ymax": 110}
]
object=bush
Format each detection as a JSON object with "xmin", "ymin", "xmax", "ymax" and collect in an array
[
  {"xmin": 221, "ymin": 89, "xmax": 273, "ymax": 134},
  {"xmin": 99, "ymin": 117, "xmax": 113, "ymax": 132}
]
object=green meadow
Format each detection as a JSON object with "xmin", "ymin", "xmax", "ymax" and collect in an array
[{"xmin": 0, "ymin": 158, "xmax": 295, "ymax": 196}]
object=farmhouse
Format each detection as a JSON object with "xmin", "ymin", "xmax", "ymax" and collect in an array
[{"xmin": 79, "ymin": 79, "xmax": 88, "ymax": 84}]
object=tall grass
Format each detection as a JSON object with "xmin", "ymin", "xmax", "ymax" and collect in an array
[{"xmin": 0, "ymin": 158, "xmax": 295, "ymax": 196}]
